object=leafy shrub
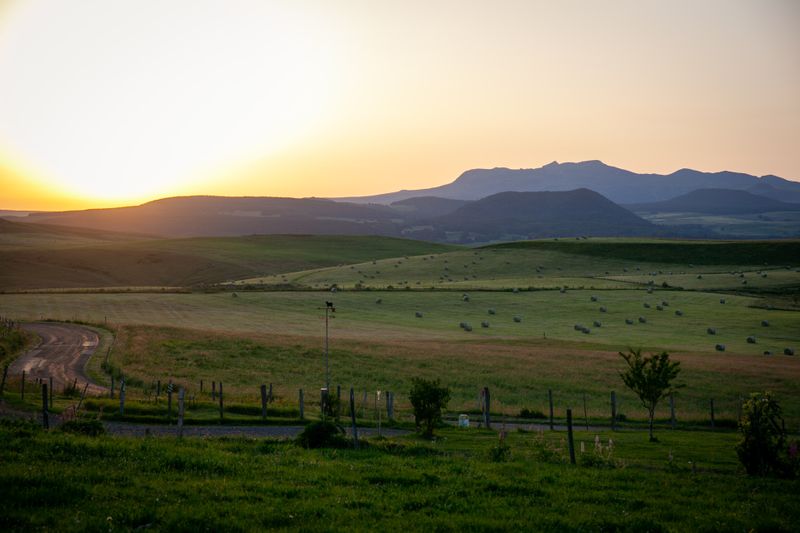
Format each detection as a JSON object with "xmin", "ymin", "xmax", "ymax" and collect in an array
[
  {"xmin": 409, "ymin": 377, "xmax": 450, "ymax": 437},
  {"xmin": 519, "ymin": 408, "xmax": 545, "ymax": 419},
  {"xmin": 736, "ymin": 392, "xmax": 797, "ymax": 478},
  {"xmin": 296, "ymin": 421, "xmax": 348, "ymax": 449},
  {"xmin": 60, "ymin": 418, "xmax": 106, "ymax": 437}
]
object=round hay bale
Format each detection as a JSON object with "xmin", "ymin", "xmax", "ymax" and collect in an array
[
  {"xmin": 574, "ymin": 324, "xmax": 583, "ymax": 331},
  {"xmin": 599, "ymin": 306, "xmax": 607, "ymax": 313},
  {"xmin": 463, "ymin": 324, "xmax": 473, "ymax": 332},
  {"xmin": 661, "ymin": 301, "xmax": 669, "ymax": 307},
  {"xmin": 581, "ymin": 327, "xmax": 590, "ymax": 334},
  {"xmin": 643, "ymin": 302, "xmax": 651, "ymax": 309},
  {"xmin": 697, "ymin": 274, "xmax": 703, "ymax": 279},
  {"xmin": 593, "ymin": 320, "xmax": 602, "ymax": 327},
  {"xmin": 625, "ymin": 318, "xmax": 634, "ymax": 325},
  {"xmin": 513, "ymin": 288, "xmax": 519, "ymax": 294},
  {"xmin": 763, "ymin": 351, "xmax": 772, "ymax": 356},
  {"xmin": 747, "ymin": 336, "xmax": 756, "ymax": 344},
  {"xmin": 481, "ymin": 321, "xmax": 490, "ymax": 328},
  {"xmin": 715, "ymin": 344, "xmax": 726, "ymax": 352},
  {"xmin": 761, "ymin": 320, "xmax": 769, "ymax": 327},
  {"xmin": 375, "ymin": 298, "xmax": 382, "ymax": 304},
  {"xmin": 415, "ymin": 311, "xmax": 423, "ymax": 318},
  {"xmin": 513, "ymin": 316, "xmax": 522, "ymax": 323},
  {"xmin": 719, "ymin": 298, "xmax": 726, "ymax": 304},
  {"xmin": 656, "ymin": 305, "xmax": 663, "ymax": 311},
  {"xmin": 231, "ymin": 292, "xmax": 238, "ymax": 298},
  {"xmin": 638, "ymin": 316, "xmax": 647, "ymax": 324},
  {"xmin": 488, "ymin": 308, "xmax": 496, "ymax": 315},
  {"xmin": 559, "ymin": 288, "xmax": 566, "ymax": 294},
  {"xmin": 647, "ymin": 288, "xmax": 653, "ymax": 293},
  {"xmin": 707, "ymin": 327, "xmax": 716, "ymax": 335},
  {"xmin": 784, "ymin": 348, "xmax": 795, "ymax": 356},
  {"xmin": 675, "ymin": 310, "xmax": 683, "ymax": 316},
  {"xmin": 590, "ymin": 295, "xmax": 598, "ymax": 302}
]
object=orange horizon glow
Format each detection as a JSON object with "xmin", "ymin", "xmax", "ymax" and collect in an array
[{"xmin": 1, "ymin": 0, "xmax": 799, "ymax": 211}]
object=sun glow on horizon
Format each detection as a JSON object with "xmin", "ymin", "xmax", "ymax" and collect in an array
[{"xmin": 0, "ymin": 1, "xmax": 344, "ymax": 205}]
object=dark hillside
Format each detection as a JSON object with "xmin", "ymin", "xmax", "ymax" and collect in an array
[{"xmin": 628, "ymin": 189, "xmax": 800, "ymax": 215}]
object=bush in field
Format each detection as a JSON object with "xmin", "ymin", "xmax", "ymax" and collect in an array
[
  {"xmin": 409, "ymin": 377, "xmax": 450, "ymax": 438},
  {"xmin": 296, "ymin": 421, "xmax": 348, "ymax": 449},
  {"xmin": 619, "ymin": 348, "xmax": 682, "ymax": 442},
  {"xmin": 736, "ymin": 392, "xmax": 798, "ymax": 478}
]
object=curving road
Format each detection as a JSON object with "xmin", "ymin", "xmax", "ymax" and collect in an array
[{"xmin": 9, "ymin": 322, "xmax": 106, "ymax": 395}]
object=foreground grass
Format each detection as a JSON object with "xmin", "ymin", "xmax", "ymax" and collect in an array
[{"xmin": 0, "ymin": 420, "xmax": 797, "ymax": 532}]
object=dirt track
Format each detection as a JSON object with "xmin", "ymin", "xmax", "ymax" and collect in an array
[{"xmin": 9, "ymin": 322, "xmax": 106, "ymax": 395}]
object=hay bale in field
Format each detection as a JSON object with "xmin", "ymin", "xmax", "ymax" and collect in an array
[
  {"xmin": 590, "ymin": 295, "xmax": 598, "ymax": 302},
  {"xmin": 375, "ymin": 298, "xmax": 382, "ymax": 304},
  {"xmin": 625, "ymin": 318, "xmax": 634, "ymax": 325},
  {"xmin": 574, "ymin": 324, "xmax": 582, "ymax": 331},
  {"xmin": 481, "ymin": 321, "xmax": 490, "ymax": 328},
  {"xmin": 747, "ymin": 336, "xmax": 756, "ymax": 344},
  {"xmin": 488, "ymin": 308, "xmax": 496, "ymax": 315},
  {"xmin": 462, "ymin": 294, "xmax": 470, "ymax": 302},
  {"xmin": 513, "ymin": 288, "xmax": 519, "ymax": 294},
  {"xmin": 643, "ymin": 302, "xmax": 651, "ymax": 309},
  {"xmin": 638, "ymin": 316, "xmax": 647, "ymax": 324},
  {"xmin": 231, "ymin": 292, "xmax": 238, "ymax": 298},
  {"xmin": 742, "ymin": 280, "xmax": 748, "ymax": 285},
  {"xmin": 784, "ymin": 348, "xmax": 795, "ymax": 356},
  {"xmin": 581, "ymin": 326, "xmax": 590, "ymax": 334},
  {"xmin": 656, "ymin": 305, "xmax": 663, "ymax": 311},
  {"xmin": 761, "ymin": 273, "xmax": 768, "ymax": 278},
  {"xmin": 697, "ymin": 274, "xmax": 703, "ymax": 279},
  {"xmin": 415, "ymin": 311, "xmax": 423, "ymax": 318},
  {"xmin": 513, "ymin": 315, "xmax": 522, "ymax": 323},
  {"xmin": 761, "ymin": 320, "xmax": 769, "ymax": 327},
  {"xmin": 715, "ymin": 344, "xmax": 726, "ymax": 352},
  {"xmin": 560, "ymin": 288, "xmax": 566, "ymax": 294},
  {"xmin": 675, "ymin": 310, "xmax": 683, "ymax": 316},
  {"xmin": 707, "ymin": 327, "xmax": 716, "ymax": 335},
  {"xmin": 719, "ymin": 298, "xmax": 726, "ymax": 304},
  {"xmin": 459, "ymin": 321, "xmax": 467, "ymax": 329},
  {"xmin": 593, "ymin": 320, "xmax": 602, "ymax": 327},
  {"xmin": 647, "ymin": 288, "xmax": 653, "ymax": 293},
  {"xmin": 764, "ymin": 351, "xmax": 772, "ymax": 356},
  {"xmin": 463, "ymin": 323, "xmax": 473, "ymax": 332},
  {"xmin": 599, "ymin": 306, "xmax": 607, "ymax": 313},
  {"xmin": 661, "ymin": 301, "xmax": 669, "ymax": 306}
]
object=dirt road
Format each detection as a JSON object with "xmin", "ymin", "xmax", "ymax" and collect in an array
[{"xmin": 9, "ymin": 322, "xmax": 105, "ymax": 395}]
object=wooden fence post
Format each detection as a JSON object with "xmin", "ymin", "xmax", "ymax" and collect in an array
[
  {"xmin": 548, "ymin": 389, "xmax": 554, "ymax": 430},
  {"xmin": 610, "ymin": 391, "xmax": 617, "ymax": 431},
  {"xmin": 299, "ymin": 388, "xmax": 304, "ymax": 420},
  {"xmin": 76, "ymin": 383, "xmax": 89, "ymax": 412},
  {"xmin": 260, "ymin": 384, "xmax": 268, "ymax": 420},
  {"xmin": 219, "ymin": 382, "xmax": 224, "ymax": 422},
  {"xmin": 156, "ymin": 379, "xmax": 161, "ymax": 398},
  {"xmin": 0, "ymin": 364, "xmax": 7, "ymax": 396},
  {"xmin": 566, "ymin": 408, "xmax": 575, "ymax": 464},
  {"xmin": 49, "ymin": 377, "xmax": 53, "ymax": 408},
  {"xmin": 269, "ymin": 383, "xmax": 274, "ymax": 403},
  {"xmin": 21, "ymin": 370, "xmax": 25, "ymax": 401},
  {"xmin": 350, "ymin": 387, "xmax": 359, "ymax": 449},
  {"xmin": 483, "ymin": 387, "xmax": 491, "ymax": 429},
  {"xmin": 167, "ymin": 384, "xmax": 173, "ymax": 420},
  {"xmin": 583, "ymin": 393, "xmax": 589, "ymax": 430},
  {"xmin": 387, "ymin": 391, "xmax": 394, "ymax": 420},
  {"xmin": 212, "ymin": 381, "xmax": 216, "ymax": 400},
  {"xmin": 41, "ymin": 383, "xmax": 49, "ymax": 430},
  {"xmin": 200, "ymin": 379, "xmax": 203, "ymax": 393},
  {"xmin": 110, "ymin": 375, "xmax": 115, "ymax": 399},
  {"xmin": 119, "ymin": 378, "xmax": 126, "ymax": 415},
  {"xmin": 178, "ymin": 387, "xmax": 185, "ymax": 438},
  {"xmin": 670, "ymin": 393, "xmax": 676, "ymax": 429},
  {"xmin": 710, "ymin": 398, "xmax": 715, "ymax": 429}
]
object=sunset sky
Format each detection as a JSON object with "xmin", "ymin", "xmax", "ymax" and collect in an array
[{"xmin": 1, "ymin": 0, "xmax": 798, "ymax": 210}]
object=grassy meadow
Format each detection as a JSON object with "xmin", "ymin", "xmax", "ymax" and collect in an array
[{"xmin": 1, "ymin": 420, "xmax": 799, "ymax": 532}]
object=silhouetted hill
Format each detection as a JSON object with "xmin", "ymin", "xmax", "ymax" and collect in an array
[
  {"xmin": 24, "ymin": 196, "xmax": 402, "ymax": 238},
  {"xmin": 339, "ymin": 160, "xmax": 800, "ymax": 204},
  {"xmin": 629, "ymin": 189, "xmax": 800, "ymax": 215},
  {"xmin": 407, "ymin": 189, "xmax": 660, "ymax": 243},
  {"xmin": 747, "ymin": 182, "xmax": 800, "ymax": 204},
  {"xmin": 390, "ymin": 196, "xmax": 471, "ymax": 220}
]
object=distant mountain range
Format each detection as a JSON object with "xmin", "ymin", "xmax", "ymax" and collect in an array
[
  {"xmin": 6, "ymin": 160, "xmax": 800, "ymax": 242},
  {"xmin": 340, "ymin": 160, "xmax": 800, "ymax": 205}
]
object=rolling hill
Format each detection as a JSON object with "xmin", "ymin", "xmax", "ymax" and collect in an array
[
  {"xmin": 629, "ymin": 189, "xmax": 800, "ymax": 215},
  {"xmin": 408, "ymin": 189, "xmax": 660, "ymax": 243}
]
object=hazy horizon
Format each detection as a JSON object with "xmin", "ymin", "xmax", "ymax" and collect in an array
[{"xmin": 1, "ymin": 0, "xmax": 798, "ymax": 211}]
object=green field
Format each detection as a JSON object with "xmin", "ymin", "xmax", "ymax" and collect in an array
[{"xmin": 2, "ymin": 420, "xmax": 799, "ymax": 532}]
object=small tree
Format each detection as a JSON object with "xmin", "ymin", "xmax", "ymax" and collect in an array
[
  {"xmin": 409, "ymin": 377, "xmax": 450, "ymax": 438},
  {"xmin": 619, "ymin": 348, "xmax": 682, "ymax": 441},
  {"xmin": 736, "ymin": 392, "xmax": 794, "ymax": 477}
]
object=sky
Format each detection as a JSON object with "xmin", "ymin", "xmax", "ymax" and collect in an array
[{"xmin": 0, "ymin": 0, "xmax": 798, "ymax": 211}]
